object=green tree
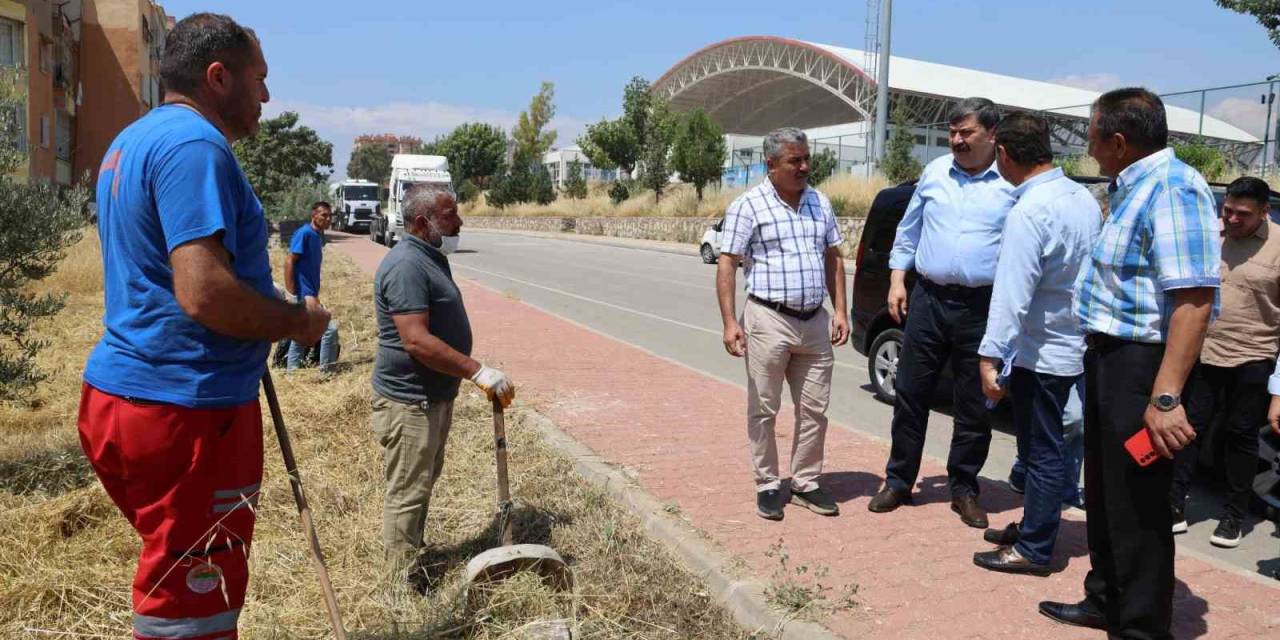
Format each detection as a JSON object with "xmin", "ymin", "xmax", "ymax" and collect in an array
[
  {"xmin": 1216, "ymin": 1, "xmax": 1280, "ymax": 46},
  {"xmin": 512, "ymin": 81, "xmax": 557, "ymax": 164},
  {"xmin": 808, "ymin": 148, "xmax": 839, "ymax": 185},
  {"xmin": 563, "ymin": 160, "xmax": 588, "ymax": 199},
  {"xmin": 671, "ymin": 108, "xmax": 726, "ymax": 200},
  {"xmin": 0, "ymin": 69, "xmax": 89, "ymax": 402},
  {"xmin": 578, "ymin": 118, "xmax": 640, "ymax": 176},
  {"xmin": 439, "ymin": 123, "xmax": 506, "ymax": 188},
  {"xmin": 347, "ymin": 142, "xmax": 393, "ymax": 187},
  {"xmin": 608, "ymin": 180, "xmax": 630, "ymax": 204},
  {"xmin": 1173, "ymin": 138, "xmax": 1228, "ymax": 181},
  {"xmin": 269, "ymin": 175, "xmax": 329, "ymax": 222},
  {"xmin": 232, "ymin": 111, "xmax": 333, "ymax": 213},
  {"xmin": 880, "ymin": 107, "xmax": 923, "ymax": 184},
  {"xmin": 623, "ymin": 76, "xmax": 653, "ymax": 151},
  {"xmin": 638, "ymin": 100, "xmax": 678, "ymax": 202},
  {"xmin": 530, "ymin": 165, "xmax": 556, "ymax": 205}
]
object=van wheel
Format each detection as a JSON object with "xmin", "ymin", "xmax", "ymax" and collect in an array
[
  {"xmin": 868, "ymin": 328, "xmax": 903, "ymax": 405},
  {"xmin": 700, "ymin": 243, "xmax": 717, "ymax": 264}
]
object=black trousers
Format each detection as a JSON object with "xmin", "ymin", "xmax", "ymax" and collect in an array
[
  {"xmin": 1081, "ymin": 336, "xmax": 1173, "ymax": 640},
  {"xmin": 1170, "ymin": 359, "xmax": 1269, "ymax": 520},
  {"xmin": 885, "ymin": 280, "xmax": 992, "ymax": 498}
]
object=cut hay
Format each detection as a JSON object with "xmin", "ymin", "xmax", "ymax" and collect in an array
[{"xmin": 0, "ymin": 233, "xmax": 749, "ymax": 639}]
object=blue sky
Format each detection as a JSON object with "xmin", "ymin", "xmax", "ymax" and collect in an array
[{"xmin": 162, "ymin": 0, "xmax": 1280, "ymax": 178}]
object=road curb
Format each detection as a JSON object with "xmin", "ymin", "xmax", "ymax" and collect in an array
[{"xmin": 517, "ymin": 408, "xmax": 843, "ymax": 640}]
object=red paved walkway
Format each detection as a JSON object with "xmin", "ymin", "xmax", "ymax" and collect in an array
[{"xmin": 333, "ymin": 235, "xmax": 1279, "ymax": 639}]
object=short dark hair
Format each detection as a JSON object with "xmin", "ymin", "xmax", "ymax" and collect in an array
[
  {"xmin": 995, "ymin": 112, "xmax": 1053, "ymax": 166},
  {"xmin": 160, "ymin": 13, "xmax": 257, "ymax": 96},
  {"xmin": 1092, "ymin": 87, "xmax": 1168, "ymax": 152},
  {"xmin": 312, "ymin": 201, "xmax": 332, "ymax": 212},
  {"xmin": 1225, "ymin": 176, "xmax": 1272, "ymax": 206},
  {"xmin": 949, "ymin": 97, "xmax": 1001, "ymax": 130}
]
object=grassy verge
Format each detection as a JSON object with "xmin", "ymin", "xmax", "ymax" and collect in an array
[
  {"xmin": 0, "ymin": 231, "xmax": 751, "ymax": 639},
  {"xmin": 462, "ymin": 174, "xmax": 887, "ymax": 219}
]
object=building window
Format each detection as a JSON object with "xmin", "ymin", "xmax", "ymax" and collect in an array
[
  {"xmin": 0, "ymin": 17, "xmax": 23, "ymax": 67},
  {"xmin": 55, "ymin": 110, "xmax": 71, "ymax": 160},
  {"xmin": 2, "ymin": 102, "xmax": 28, "ymax": 153},
  {"xmin": 39, "ymin": 113, "xmax": 49, "ymax": 148},
  {"xmin": 39, "ymin": 39, "xmax": 51, "ymax": 74}
]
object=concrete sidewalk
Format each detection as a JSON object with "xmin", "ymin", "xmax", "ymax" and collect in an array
[{"xmin": 333, "ymin": 236, "xmax": 1279, "ymax": 639}]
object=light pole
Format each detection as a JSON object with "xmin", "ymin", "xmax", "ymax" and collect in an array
[
  {"xmin": 1267, "ymin": 73, "xmax": 1280, "ymax": 176},
  {"xmin": 872, "ymin": 0, "xmax": 893, "ymax": 165}
]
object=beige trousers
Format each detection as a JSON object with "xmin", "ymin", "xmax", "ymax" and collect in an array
[
  {"xmin": 743, "ymin": 301, "xmax": 834, "ymax": 493},
  {"xmin": 371, "ymin": 393, "xmax": 454, "ymax": 573}
]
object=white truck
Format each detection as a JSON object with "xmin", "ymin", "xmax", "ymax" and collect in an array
[
  {"xmin": 331, "ymin": 179, "xmax": 380, "ymax": 233},
  {"xmin": 370, "ymin": 154, "xmax": 453, "ymax": 247}
]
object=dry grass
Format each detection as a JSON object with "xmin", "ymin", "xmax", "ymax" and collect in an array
[
  {"xmin": 0, "ymin": 234, "xmax": 750, "ymax": 639},
  {"xmin": 463, "ymin": 174, "xmax": 889, "ymax": 219}
]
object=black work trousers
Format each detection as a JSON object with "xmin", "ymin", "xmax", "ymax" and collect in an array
[
  {"xmin": 884, "ymin": 280, "xmax": 992, "ymax": 498},
  {"xmin": 1081, "ymin": 336, "xmax": 1174, "ymax": 640},
  {"xmin": 1170, "ymin": 359, "xmax": 1270, "ymax": 520}
]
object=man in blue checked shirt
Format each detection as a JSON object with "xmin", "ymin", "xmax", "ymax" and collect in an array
[
  {"xmin": 868, "ymin": 97, "xmax": 1016, "ymax": 530},
  {"xmin": 966, "ymin": 113, "xmax": 1102, "ymax": 577},
  {"xmin": 1039, "ymin": 88, "xmax": 1219, "ymax": 640},
  {"xmin": 716, "ymin": 127, "xmax": 849, "ymax": 522}
]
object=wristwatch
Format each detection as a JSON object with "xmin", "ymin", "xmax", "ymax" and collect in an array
[{"xmin": 1151, "ymin": 393, "xmax": 1180, "ymax": 412}]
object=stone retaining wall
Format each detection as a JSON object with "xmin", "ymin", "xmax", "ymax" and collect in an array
[{"xmin": 465, "ymin": 215, "xmax": 868, "ymax": 252}]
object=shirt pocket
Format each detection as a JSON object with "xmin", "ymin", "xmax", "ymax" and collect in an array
[{"xmin": 1232, "ymin": 257, "xmax": 1280, "ymax": 300}]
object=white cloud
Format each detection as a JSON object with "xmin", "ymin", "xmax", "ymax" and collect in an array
[
  {"xmin": 262, "ymin": 100, "xmax": 591, "ymax": 180},
  {"xmin": 1207, "ymin": 96, "xmax": 1271, "ymax": 139},
  {"xmin": 1047, "ymin": 73, "xmax": 1123, "ymax": 92}
]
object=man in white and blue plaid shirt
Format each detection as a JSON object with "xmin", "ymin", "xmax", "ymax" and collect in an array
[
  {"xmin": 1040, "ymin": 88, "xmax": 1219, "ymax": 640},
  {"xmin": 716, "ymin": 127, "xmax": 849, "ymax": 522}
]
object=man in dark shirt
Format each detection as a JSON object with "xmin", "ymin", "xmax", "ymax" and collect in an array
[{"xmin": 371, "ymin": 189, "xmax": 514, "ymax": 581}]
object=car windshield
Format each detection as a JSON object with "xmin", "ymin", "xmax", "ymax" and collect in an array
[{"xmin": 345, "ymin": 186, "xmax": 378, "ymax": 201}]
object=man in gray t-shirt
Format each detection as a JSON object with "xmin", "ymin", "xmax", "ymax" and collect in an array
[{"xmin": 370, "ymin": 190, "xmax": 515, "ymax": 579}]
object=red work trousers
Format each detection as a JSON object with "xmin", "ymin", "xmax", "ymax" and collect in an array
[{"xmin": 77, "ymin": 383, "xmax": 263, "ymax": 640}]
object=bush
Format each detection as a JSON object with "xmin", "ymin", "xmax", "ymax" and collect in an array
[
  {"xmin": 0, "ymin": 71, "xmax": 89, "ymax": 402},
  {"xmin": 809, "ymin": 148, "xmax": 839, "ymax": 185},
  {"xmin": 268, "ymin": 175, "xmax": 328, "ymax": 222},
  {"xmin": 1173, "ymin": 139, "xmax": 1227, "ymax": 182},
  {"xmin": 609, "ymin": 180, "xmax": 630, "ymax": 204},
  {"xmin": 455, "ymin": 179, "xmax": 480, "ymax": 204},
  {"xmin": 563, "ymin": 161, "xmax": 588, "ymax": 199}
]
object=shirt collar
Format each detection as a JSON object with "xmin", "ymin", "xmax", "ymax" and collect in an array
[
  {"xmin": 1011, "ymin": 166, "xmax": 1064, "ymax": 199},
  {"xmin": 1112, "ymin": 147, "xmax": 1174, "ymax": 193},
  {"xmin": 763, "ymin": 177, "xmax": 813, "ymax": 210},
  {"xmin": 949, "ymin": 156, "xmax": 1002, "ymax": 182}
]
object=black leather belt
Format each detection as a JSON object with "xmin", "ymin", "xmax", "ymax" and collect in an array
[
  {"xmin": 1085, "ymin": 333, "xmax": 1121, "ymax": 349},
  {"xmin": 749, "ymin": 295, "xmax": 821, "ymax": 321},
  {"xmin": 921, "ymin": 278, "xmax": 993, "ymax": 298}
]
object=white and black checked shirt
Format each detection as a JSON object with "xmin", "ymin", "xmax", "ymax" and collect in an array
[{"xmin": 722, "ymin": 180, "xmax": 843, "ymax": 311}]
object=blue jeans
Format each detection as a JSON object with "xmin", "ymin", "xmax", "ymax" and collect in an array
[
  {"xmin": 1009, "ymin": 367, "xmax": 1078, "ymax": 565},
  {"xmin": 287, "ymin": 321, "xmax": 340, "ymax": 371},
  {"xmin": 1010, "ymin": 376, "xmax": 1084, "ymax": 507}
]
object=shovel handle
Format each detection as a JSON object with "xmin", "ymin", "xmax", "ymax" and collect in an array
[
  {"xmin": 263, "ymin": 371, "xmax": 348, "ymax": 640},
  {"xmin": 493, "ymin": 398, "xmax": 513, "ymax": 546}
]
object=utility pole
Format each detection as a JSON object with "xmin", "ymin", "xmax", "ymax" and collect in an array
[
  {"xmin": 1267, "ymin": 74, "xmax": 1280, "ymax": 176},
  {"xmin": 872, "ymin": 0, "xmax": 893, "ymax": 164}
]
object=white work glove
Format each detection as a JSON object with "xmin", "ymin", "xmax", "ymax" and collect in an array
[{"xmin": 471, "ymin": 364, "xmax": 515, "ymax": 408}]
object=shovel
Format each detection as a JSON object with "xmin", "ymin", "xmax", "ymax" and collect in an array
[{"xmin": 463, "ymin": 399, "xmax": 573, "ymax": 594}]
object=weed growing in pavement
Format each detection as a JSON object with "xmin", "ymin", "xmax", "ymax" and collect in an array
[{"xmin": 763, "ymin": 538, "xmax": 859, "ymax": 618}]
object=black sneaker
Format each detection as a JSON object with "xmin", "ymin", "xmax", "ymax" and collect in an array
[
  {"xmin": 757, "ymin": 489, "xmax": 784, "ymax": 521},
  {"xmin": 1171, "ymin": 505, "xmax": 1187, "ymax": 534},
  {"xmin": 790, "ymin": 486, "xmax": 839, "ymax": 516},
  {"xmin": 1210, "ymin": 517, "xmax": 1242, "ymax": 548}
]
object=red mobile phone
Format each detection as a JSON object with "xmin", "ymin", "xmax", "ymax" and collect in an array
[{"xmin": 1125, "ymin": 428, "xmax": 1159, "ymax": 467}]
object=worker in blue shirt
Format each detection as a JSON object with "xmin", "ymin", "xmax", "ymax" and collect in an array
[
  {"xmin": 868, "ymin": 97, "xmax": 1016, "ymax": 530},
  {"xmin": 970, "ymin": 112, "xmax": 1102, "ymax": 576},
  {"xmin": 284, "ymin": 201, "xmax": 340, "ymax": 371}
]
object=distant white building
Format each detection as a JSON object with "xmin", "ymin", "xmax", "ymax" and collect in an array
[{"xmin": 542, "ymin": 145, "xmax": 619, "ymax": 188}]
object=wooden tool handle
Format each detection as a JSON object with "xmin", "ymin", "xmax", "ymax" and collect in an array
[{"xmin": 493, "ymin": 398, "xmax": 513, "ymax": 546}]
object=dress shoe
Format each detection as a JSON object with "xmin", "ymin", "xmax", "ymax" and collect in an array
[
  {"xmin": 983, "ymin": 522, "xmax": 1020, "ymax": 545},
  {"xmin": 757, "ymin": 489, "xmax": 785, "ymax": 521},
  {"xmin": 951, "ymin": 494, "xmax": 988, "ymax": 528},
  {"xmin": 867, "ymin": 486, "xmax": 912, "ymax": 513},
  {"xmin": 1038, "ymin": 600, "xmax": 1107, "ymax": 630},
  {"xmin": 973, "ymin": 545, "xmax": 1051, "ymax": 576}
]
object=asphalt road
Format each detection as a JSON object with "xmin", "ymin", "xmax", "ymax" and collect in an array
[{"xmin": 332, "ymin": 228, "xmax": 1279, "ymax": 580}]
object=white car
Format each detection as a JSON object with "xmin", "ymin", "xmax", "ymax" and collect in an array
[{"xmin": 699, "ymin": 218, "xmax": 724, "ymax": 264}]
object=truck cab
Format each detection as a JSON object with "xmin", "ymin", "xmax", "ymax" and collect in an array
[
  {"xmin": 371, "ymin": 154, "xmax": 453, "ymax": 247},
  {"xmin": 332, "ymin": 179, "xmax": 380, "ymax": 233}
]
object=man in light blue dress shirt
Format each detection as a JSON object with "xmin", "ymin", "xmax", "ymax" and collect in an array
[
  {"xmin": 968, "ymin": 113, "xmax": 1102, "ymax": 576},
  {"xmin": 868, "ymin": 98, "xmax": 1016, "ymax": 529}
]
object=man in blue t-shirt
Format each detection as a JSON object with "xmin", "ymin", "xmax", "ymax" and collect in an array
[
  {"xmin": 77, "ymin": 14, "xmax": 329, "ymax": 640},
  {"xmin": 284, "ymin": 201, "xmax": 340, "ymax": 371}
]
